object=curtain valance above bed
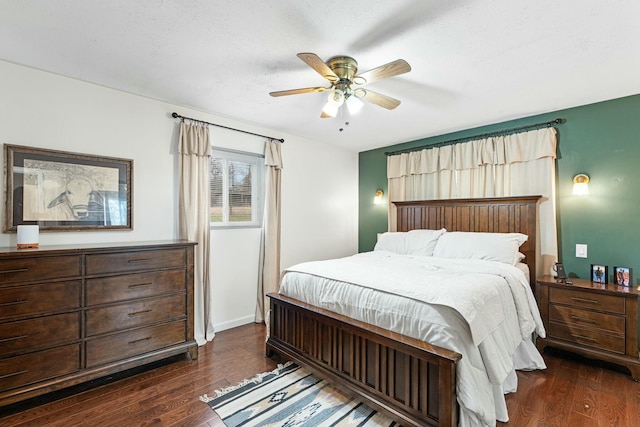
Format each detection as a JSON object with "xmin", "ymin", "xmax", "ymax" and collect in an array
[{"xmin": 388, "ymin": 128, "xmax": 557, "ymax": 178}]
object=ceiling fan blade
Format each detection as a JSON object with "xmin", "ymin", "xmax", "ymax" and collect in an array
[
  {"xmin": 320, "ymin": 111, "xmax": 333, "ymax": 119},
  {"xmin": 269, "ymin": 86, "xmax": 330, "ymax": 97},
  {"xmin": 354, "ymin": 59, "xmax": 411, "ymax": 85},
  {"xmin": 297, "ymin": 52, "xmax": 339, "ymax": 83},
  {"xmin": 358, "ymin": 89, "xmax": 401, "ymax": 110}
]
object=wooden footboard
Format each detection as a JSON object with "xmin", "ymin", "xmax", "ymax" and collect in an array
[{"xmin": 266, "ymin": 293, "xmax": 461, "ymax": 427}]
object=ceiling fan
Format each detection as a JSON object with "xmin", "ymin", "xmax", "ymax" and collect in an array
[{"xmin": 269, "ymin": 53, "xmax": 411, "ymax": 118}]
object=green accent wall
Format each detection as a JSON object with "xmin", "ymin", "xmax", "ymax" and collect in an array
[{"xmin": 359, "ymin": 94, "xmax": 640, "ymax": 282}]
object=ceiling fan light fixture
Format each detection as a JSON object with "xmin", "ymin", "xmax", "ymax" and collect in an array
[
  {"xmin": 346, "ymin": 95, "xmax": 364, "ymax": 115},
  {"xmin": 327, "ymin": 89, "xmax": 345, "ymax": 107},
  {"xmin": 321, "ymin": 102, "xmax": 340, "ymax": 118}
]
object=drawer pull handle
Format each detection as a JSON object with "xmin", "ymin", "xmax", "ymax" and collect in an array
[
  {"xmin": 571, "ymin": 297, "xmax": 599, "ymax": 305},
  {"xmin": 570, "ymin": 333, "xmax": 597, "ymax": 342},
  {"xmin": 128, "ymin": 336, "xmax": 152, "ymax": 345},
  {"xmin": 128, "ymin": 309, "xmax": 152, "ymax": 317},
  {"xmin": 128, "ymin": 282, "xmax": 153, "ymax": 289},
  {"xmin": 0, "ymin": 299, "xmax": 28, "ymax": 307},
  {"xmin": 128, "ymin": 259, "xmax": 151, "ymax": 264},
  {"xmin": 0, "ymin": 268, "xmax": 29, "ymax": 274},
  {"xmin": 0, "ymin": 370, "xmax": 28, "ymax": 380},
  {"xmin": 570, "ymin": 315, "xmax": 597, "ymax": 324},
  {"xmin": 0, "ymin": 335, "xmax": 28, "ymax": 344}
]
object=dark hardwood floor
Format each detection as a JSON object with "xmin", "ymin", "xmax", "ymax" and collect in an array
[
  {"xmin": 0, "ymin": 323, "xmax": 638, "ymax": 427},
  {"xmin": 498, "ymin": 347, "xmax": 640, "ymax": 427},
  {"xmin": 0, "ymin": 324, "xmax": 282, "ymax": 427}
]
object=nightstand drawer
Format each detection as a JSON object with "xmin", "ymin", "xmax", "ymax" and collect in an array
[
  {"xmin": 549, "ymin": 287, "xmax": 624, "ymax": 314},
  {"xmin": 85, "ymin": 248, "xmax": 186, "ymax": 275},
  {"xmin": 549, "ymin": 321, "xmax": 625, "ymax": 354},
  {"xmin": 537, "ymin": 276, "xmax": 640, "ymax": 381},
  {"xmin": 549, "ymin": 304, "xmax": 625, "ymax": 334}
]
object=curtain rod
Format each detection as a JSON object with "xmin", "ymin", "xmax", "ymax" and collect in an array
[
  {"xmin": 385, "ymin": 118, "xmax": 563, "ymax": 156},
  {"xmin": 171, "ymin": 112, "xmax": 284, "ymax": 143}
]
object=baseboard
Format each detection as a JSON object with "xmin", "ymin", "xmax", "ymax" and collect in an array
[{"xmin": 214, "ymin": 315, "xmax": 256, "ymax": 332}]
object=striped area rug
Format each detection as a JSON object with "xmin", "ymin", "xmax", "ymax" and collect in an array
[{"xmin": 200, "ymin": 362, "xmax": 398, "ymax": 427}]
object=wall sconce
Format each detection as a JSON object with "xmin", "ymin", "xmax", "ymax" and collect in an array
[
  {"xmin": 373, "ymin": 189, "xmax": 384, "ymax": 205},
  {"xmin": 572, "ymin": 173, "xmax": 590, "ymax": 196}
]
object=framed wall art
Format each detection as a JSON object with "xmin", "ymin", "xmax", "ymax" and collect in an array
[
  {"xmin": 3, "ymin": 144, "xmax": 133, "ymax": 232},
  {"xmin": 590, "ymin": 264, "xmax": 608, "ymax": 284},
  {"xmin": 613, "ymin": 266, "xmax": 633, "ymax": 287}
]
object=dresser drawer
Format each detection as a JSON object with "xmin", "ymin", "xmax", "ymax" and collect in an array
[
  {"xmin": 549, "ymin": 304, "xmax": 625, "ymax": 334},
  {"xmin": 0, "ymin": 344, "xmax": 80, "ymax": 393},
  {"xmin": 86, "ymin": 269, "xmax": 187, "ymax": 306},
  {"xmin": 0, "ymin": 255, "xmax": 81, "ymax": 285},
  {"xmin": 0, "ymin": 312, "xmax": 80, "ymax": 357},
  {"xmin": 549, "ymin": 287, "xmax": 625, "ymax": 314},
  {"xmin": 86, "ymin": 321, "xmax": 186, "ymax": 367},
  {"xmin": 85, "ymin": 248, "xmax": 186, "ymax": 275},
  {"xmin": 549, "ymin": 321, "xmax": 625, "ymax": 353},
  {"xmin": 86, "ymin": 294, "xmax": 186, "ymax": 336},
  {"xmin": 0, "ymin": 281, "xmax": 81, "ymax": 321}
]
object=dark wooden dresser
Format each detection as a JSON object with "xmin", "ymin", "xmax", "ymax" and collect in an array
[
  {"xmin": 0, "ymin": 241, "xmax": 197, "ymax": 406},
  {"xmin": 536, "ymin": 275, "xmax": 640, "ymax": 380}
]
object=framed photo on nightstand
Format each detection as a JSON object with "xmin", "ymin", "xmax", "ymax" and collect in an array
[
  {"xmin": 591, "ymin": 264, "xmax": 608, "ymax": 284},
  {"xmin": 613, "ymin": 266, "xmax": 632, "ymax": 287}
]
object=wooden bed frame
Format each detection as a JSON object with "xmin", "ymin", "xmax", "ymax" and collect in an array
[{"xmin": 266, "ymin": 196, "xmax": 541, "ymax": 427}]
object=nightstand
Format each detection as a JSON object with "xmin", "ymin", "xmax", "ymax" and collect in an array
[{"xmin": 536, "ymin": 275, "xmax": 640, "ymax": 380}]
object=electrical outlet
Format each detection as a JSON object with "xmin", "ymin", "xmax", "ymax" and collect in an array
[{"xmin": 576, "ymin": 244, "xmax": 588, "ymax": 258}]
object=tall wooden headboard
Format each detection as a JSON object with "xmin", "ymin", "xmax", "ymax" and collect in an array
[{"xmin": 393, "ymin": 196, "xmax": 542, "ymax": 287}]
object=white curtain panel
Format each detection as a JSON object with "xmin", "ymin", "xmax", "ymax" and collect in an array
[
  {"xmin": 255, "ymin": 139, "xmax": 283, "ymax": 323},
  {"xmin": 178, "ymin": 121, "xmax": 213, "ymax": 345},
  {"xmin": 387, "ymin": 127, "xmax": 558, "ymax": 276}
]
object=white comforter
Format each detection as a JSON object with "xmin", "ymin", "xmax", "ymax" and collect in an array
[{"xmin": 279, "ymin": 251, "xmax": 546, "ymax": 427}]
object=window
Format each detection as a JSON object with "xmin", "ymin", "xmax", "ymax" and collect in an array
[{"xmin": 210, "ymin": 148, "xmax": 264, "ymax": 228}]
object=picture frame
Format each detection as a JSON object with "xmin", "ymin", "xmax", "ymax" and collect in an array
[
  {"xmin": 613, "ymin": 266, "xmax": 633, "ymax": 287},
  {"xmin": 3, "ymin": 144, "xmax": 133, "ymax": 232},
  {"xmin": 590, "ymin": 264, "xmax": 608, "ymax": 284}
]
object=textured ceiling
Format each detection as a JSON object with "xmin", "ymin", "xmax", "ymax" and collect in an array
[{"xmin": 1, "ymin": 0, "xmax": 639, "ymax": 152}]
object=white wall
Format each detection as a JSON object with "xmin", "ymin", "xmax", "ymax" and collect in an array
[{"xmin": 0, "ymin": 60, "xmax": 359, "ymax": 331}]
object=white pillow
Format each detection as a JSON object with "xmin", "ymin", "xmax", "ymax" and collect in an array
[
  {"xmin": 374, "ymin": 228, "xmax": 446, "ymax": 256},
  {"xmin": 374, "ymin": 232, "xmax": 408, "ymax": 253},
  {"xmin": 405, "ymin": 228, "xmax": 446, "ymax": 256},
  {"xmin": 432, "ymin": 231, "xmax": 528, "ymax": 265}
]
